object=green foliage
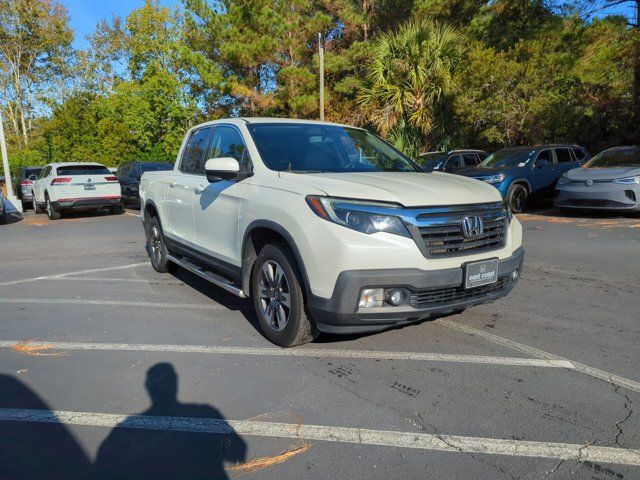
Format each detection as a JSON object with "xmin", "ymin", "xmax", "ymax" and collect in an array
[
  {"xmin": 2, "ymin": 0, "xmax": 639, "ymax": 170},
  {"xmin": 359, "ymin": 20, "xmax": 463, "ymax": 157}
]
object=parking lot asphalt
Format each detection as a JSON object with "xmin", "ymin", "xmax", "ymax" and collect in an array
[{"xmin": 0, "ymin": 208, "xmax": 638, "ymax": 479}]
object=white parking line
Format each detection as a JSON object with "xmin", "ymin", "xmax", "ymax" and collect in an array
[
  {"xmin": 0, "ymin": 339, "xmax": 574, "ymax": 367},
  {"xmin": 59, "ymin": 277, "xmax": 183, "ymax": 284},
  {"xmin": 1, "ymin": 408, "xmax": 639, "ymax": 466},
  {"xmin": 0, "ymin": 262, "xmax": 148, "ymax": 287},
  {"xmin": 0, "ymin": 298, "xmax": 234, "ymax": 310},
  {"xmin": 437, "ymin": 319, "xmax": 640, "ymax": 394}
]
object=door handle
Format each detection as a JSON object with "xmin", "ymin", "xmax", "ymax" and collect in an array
[
  {"xmin": 169, "ymin": 180, "xmax": 177, "ymax": 188},
  {"xmin": 194, "ymin": 184, "xmax": 206, "ymax": 194}
]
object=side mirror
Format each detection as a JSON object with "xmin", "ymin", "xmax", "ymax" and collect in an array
[
  {"xmin": 205, "ymin": 157, "xmax": 240, "ymax": 182},
  {"xmin": 535, "ymin": 158, "xmax": 550, "ymax": 168}
]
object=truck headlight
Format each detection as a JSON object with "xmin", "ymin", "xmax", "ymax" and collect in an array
[
  {"xmin": 612, "ymin": 176, "xmax": 640, "ymax": 185},
  {"xmin": 557, "ymin": 175, "xmax": 570, "ymax": 185},
  {"xmin": 481, "ymin": 174, "xmax": 506, "ymax": 184},
  {"xmin": 306, "ymin": 196, "xmax": 410, "ymax": 237}
]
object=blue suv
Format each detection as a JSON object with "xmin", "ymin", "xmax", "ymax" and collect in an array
[{"xmin": 455, "ymin": 144, "xmax": 590, "ymax": 212}]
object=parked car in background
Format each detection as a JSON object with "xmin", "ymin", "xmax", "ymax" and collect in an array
[
  {"xmin": 554, "ymin": 146, "xmax": 640, "ymax": 213},
  {"xmin": 33, "ymin": 162, "xmax": 122, "ymax": 220},
  {"xmin": 0, "ymin": 186, "xmax": 6, "ymax": 224},
  {"xmin": 456, "ymin": 144, "xmax": 590, "ymax": 212},
  {"xmin": 140, "ymin": 118, "xmax": 523, "ymax": 347},
  {"xmin": 12, "ymin": 166, "xmax": 43, "ymax": 209},
  {"xmin": 116, "ymin": 161, "xmax": 173, "ymax": 207},
  {"xmin": 419, "ymin": 149, "xmax": 488, "ymax": 172}
]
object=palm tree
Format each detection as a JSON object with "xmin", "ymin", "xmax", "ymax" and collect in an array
[{"xmin": 359, "ymin": 21, "xmax": 463, "ymax": 157}]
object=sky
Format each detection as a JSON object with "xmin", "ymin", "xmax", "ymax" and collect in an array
[
  {"xmin": 62, "ymin": 0, "xmax": 637, "ymax": 50},
  {"xmin": 62, "ymin": 0, "xmax": 178, "ymax": 49}
]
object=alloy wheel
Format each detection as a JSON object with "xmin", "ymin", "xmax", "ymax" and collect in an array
[
  {"xmin": 150, "ymin": 225, "xmax": 162, "ymax": 265},
  {"xmin": 258, "ymin": 260, "xmax": 291, "ymax": 331}
]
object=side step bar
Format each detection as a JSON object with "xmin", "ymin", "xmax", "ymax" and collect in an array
[{"xmin": 167, "ymin": 254, "xmax": 247, "ymax": 298}]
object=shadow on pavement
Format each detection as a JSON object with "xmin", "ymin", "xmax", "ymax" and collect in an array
[
  {"xmin": 94, "ymin": 363, "xmax": 247, "ymax": 479},
  {"xmin": 0, "ymin": 364, "xmax": 247, "ymax": 480},
  {"xmin": 0, "ymin": 374, "xmax": 91, "ymax": 480}
]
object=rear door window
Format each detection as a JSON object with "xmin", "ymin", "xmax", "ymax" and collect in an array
[
  {"xmin": 179, "ymin": 128, "xmax": 212, "ymax": 175},
  {"xmin": 445, "ymin": 155, "xmax": 463, "ymax": 170},
  {"xmin": 572, "ymin": 147, "xmax": 588, "ymax": 161},
  {"xmin": 555, "ymin": 148, "xmax": 573, "ymax": 163},
  {"xmin": 462, "ymin": 154, "xmax": 480, "ymax": 167}
]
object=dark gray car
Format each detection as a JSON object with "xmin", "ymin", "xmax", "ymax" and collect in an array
[{"xmin": 554, "ymin": 145, "xmax": 640, "ymax": 212}]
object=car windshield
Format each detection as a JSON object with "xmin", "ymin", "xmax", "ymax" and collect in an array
[
  {"xmin": 248, "ymin": 124, "xmax": 420, "ymax": 173},
  {"xmin": 139, "ymin": 163, "xmax": 173, "ymax": 173},
  {"xmin": 479, "ymin": 149, "xmax": 533, "ymax": 168},
  {"xmin": 583, "ymin": 147, "xmax": 640, "ymax": 168},
  {"xmin": 419, "ymin": 153, "xmax": 447, "ymax": 170},
  {"xmin": 56, "ymin": 165, "xmax": 111, "ymax": 175}
]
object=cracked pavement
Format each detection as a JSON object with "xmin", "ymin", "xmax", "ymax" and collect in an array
[{"xmin": 0, "ymin": 208, "xmax": 638, "ymax": 479}]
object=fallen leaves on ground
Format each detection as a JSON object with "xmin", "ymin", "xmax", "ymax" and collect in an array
[{"xmin": 10, "ymin": 341, "xmax": 68, "ymax": 356}]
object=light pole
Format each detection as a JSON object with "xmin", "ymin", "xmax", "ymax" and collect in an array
[
  {"xmin": 318, "ymin": 32, "xmax": 325, "ymax": 122},
  {"xmin": 0, "ymin": 110, "xmax": 23, "ymax": 213}
]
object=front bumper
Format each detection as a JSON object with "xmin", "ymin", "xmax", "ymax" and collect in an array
[
  {"xmin": 308, "ymin": 247, "xmax": 524, "ymax": 333},
  {"xmin": 51, "ymin": 196, "xmax": 121, "ymax": 210},
  {"xmin": 554, "ymin": 183, "xmax": 639, "ymax": 211}
]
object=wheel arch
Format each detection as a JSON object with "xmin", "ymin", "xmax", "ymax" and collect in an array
[
  {"xmin": 241, "ymin": 220, "xmax": 311, "ymax": 298},
  {"xmin": 509, "ymin": 178, "xmax": 532, "ymax": 193}
]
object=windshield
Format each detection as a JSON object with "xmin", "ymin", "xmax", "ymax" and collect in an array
[
  {"xmin": 479, "ymin": 149, "xmax": 533, "ymax": 168},
  {"xmin": 247, "ymin": 124, "xmax": 420, "ymax": 173},
  {"xmin": 56, "ymin": 165, "xmax": 111, "ymax": 176},
  {"xmin": 139, "ymin": 163, "xmax": 173, "ymax": 173},
  {"xmin": 419, "ymin": 153, "xmax": 447, "ymax": 170},
  {"xmin": 583, "ymin": 147, "xmax": 640, "ymax": 168}
]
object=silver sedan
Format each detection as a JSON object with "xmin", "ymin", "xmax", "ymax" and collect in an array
[{"xmin": 554, "ymin": 146, "xmax": 640, "ymax": 213}]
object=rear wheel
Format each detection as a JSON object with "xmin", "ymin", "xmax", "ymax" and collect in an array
[
  {"xmin": 45, "ymin": 195, "xmax": 61, "ymax": 220},
  {"xmin": 507, "ymin": 183, "xmax": 528, "ymax": 213},
  {"xmin": 146, "ymin": 216, "xmax": 173, "ymax": 273},
  {"xmin": 251, "ymin": 244, "xmax": 317, "ymax": 347},
  {"xmin": 110, "ymin": 202, "xmax": 124, "ymax": 215}
]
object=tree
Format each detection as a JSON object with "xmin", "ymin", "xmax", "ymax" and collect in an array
[
  {"xmin": 0, "ymin": 0, "xmax": 73, "ymax": 146},
  {"xmin": 359, "ymin": 20, "xmax": 463, "ymax": 157}
]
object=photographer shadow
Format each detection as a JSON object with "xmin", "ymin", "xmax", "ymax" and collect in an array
[{"xmin": 94, "ymin": 363, "xmax": 247, "ymax": 479}]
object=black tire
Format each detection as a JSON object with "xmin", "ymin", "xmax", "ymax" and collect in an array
[
  {"xmin": 146, "ymin": 216, "xmax": 174, "ymax": 273},
  {"xmin": 0, "ymin": 212, "xmax": 6, "ymax": 225},
  {"xmin": 251, "ymin": 243, "xmax": 318, "ymax": 347},
  {"xmin": 110, "ymin": 202, "xmax": 124, "ymax": 215},
  {"xmin": 507, "ymin": 183, "xmax": 528, "ymax": 213},
  {"xmin": 45, "ymin": 195, "xmax": 61, "ymax": 220},
  {"xmin": 34, "ymin": 199, "xmax": 43, "ymax": 214}
]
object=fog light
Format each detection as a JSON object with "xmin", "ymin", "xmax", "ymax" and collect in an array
[
  {"xmin": 358, "ymin": 288, "xmax": 384, "ymax": 308},
  {"xmin": 511, "ymin": 270, "xmax": 519, "ymax": 280},
  {"xmin": 386, "ymin": 289, "xmax": 405, "ymax": 306}
]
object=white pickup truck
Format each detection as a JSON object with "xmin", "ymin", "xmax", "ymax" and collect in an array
[{"xmin": 140, "ymin": 118, "xmax": 524, "ymax": 347}]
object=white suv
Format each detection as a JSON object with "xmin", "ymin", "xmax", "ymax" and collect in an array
[
  {"xmin": 140, "ymin": 118, "xmax": 524, "ymax": 347},
  {"xmin": 33, "ymin": 163, "xmax": 122, "ymax": 220}
]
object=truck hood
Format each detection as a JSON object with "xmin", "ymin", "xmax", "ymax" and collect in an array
[
  {"xmin": 565, "ymin": 166, "xmax": 640, "ymax": 181},
  {"xmin": 278, "ymin": 171, "xmax": 501, "ymax": 207}
]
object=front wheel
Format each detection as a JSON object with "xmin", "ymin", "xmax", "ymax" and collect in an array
[
  {"xmin": 251, "ymin": 244, "xmax": 317, "ymax": 347},
  {"xmin": 34, "ymin": 199, "xmax": 43, "ymax": 214},
  {"xmin": 507, "ymin": 184, "xmax": 528, "ymax": 213}
]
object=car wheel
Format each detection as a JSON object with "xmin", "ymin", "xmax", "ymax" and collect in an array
[
  {"xmin": 146, "ymin": 216, "xmax": 174, "ymax": 273},
  {"xmin": 110, "ymin": 203, "xmax": 124, "ymax": 215},
  {"xmin": 251, "ymin": 244, "xmax": 318, "ymax": 347},
  {"xmin": 45, "ymin": 195, "xmax": 61, "ymax": 220},
  {"xmin": 33, "ymin": 199, "xmax": 43, "ymax": 214},
  {"xmin": 0, "ymin": 212, "xmax": 6, "ymax": 225},
  {"xmin": 507, "ymin": 184, "xmax": 528, "ymax": 213}
]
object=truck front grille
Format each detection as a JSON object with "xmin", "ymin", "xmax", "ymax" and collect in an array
[
  {"xmin": 410, "ymin": 275, "xmax": 512, "ymax": 309},
  {"xmin": 413, "ymin": 203, "xmax": 508, "ymax": 257}
]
